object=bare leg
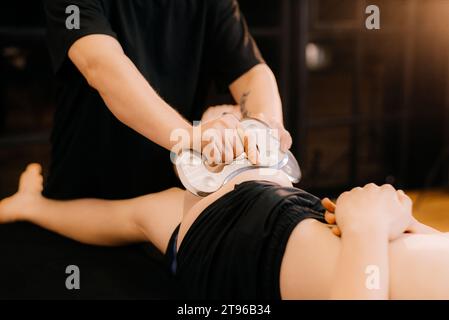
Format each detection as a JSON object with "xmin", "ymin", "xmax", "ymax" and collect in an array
[
  {"xmin": 281, "ymin": 219, "xmax": 449, "ymax": 300},
  {"xmin": 0, "ymin": 163, "xmax": 44, "ymax": 223},
  {"xmin": 0, "ymin": 164, "xmax": 183, "ymax": 252}
]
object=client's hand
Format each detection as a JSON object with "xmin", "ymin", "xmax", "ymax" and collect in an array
[
  {"xmin": 322, "ymin": 198, "xmax": 341, "ymax": 237},
  {"xmin": 335, "ymin": 184, "xmax": 413, "ymax": 240},
  {"xmin": 323, "ymin": 190, "xmax": 436, "ymax": 237}
]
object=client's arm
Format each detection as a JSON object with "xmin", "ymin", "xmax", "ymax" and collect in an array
[
  {"xmin": 323, "ymin": 197, "xmax": 441, "ymax": 237},
  {"xmin": 0, "ymin": 164, "xmax": 183, "ymax": 252},
  {"xmin": 330, "ymin": 184, "xmax": 413, "ymax": 299}
]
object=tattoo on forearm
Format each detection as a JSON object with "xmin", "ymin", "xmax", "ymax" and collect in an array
[{"xmin": 240, "ymin": 91, "xmax": 251, "ymax": 117}]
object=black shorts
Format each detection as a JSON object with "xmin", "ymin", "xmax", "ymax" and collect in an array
[{"xmin": 165, "ymin": 181, "xmax": 326, "ymax": 299}]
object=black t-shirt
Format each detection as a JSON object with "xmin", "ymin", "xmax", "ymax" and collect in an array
[{"xmin": 42, "ymin": 0, "xmax": 264, "ymax": 200}]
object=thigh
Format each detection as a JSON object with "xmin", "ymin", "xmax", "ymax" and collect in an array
[
  {"xmin": 132, "ymin": 187, "xmax": 185, "ymax": 253},
  {"xmin": 280, "ymin": 219, "xmax": 340, "ymax": 299}
]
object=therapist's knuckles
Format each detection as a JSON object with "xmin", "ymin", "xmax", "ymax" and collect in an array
[
  {"xmin": 199, "ymin": 113, "xmax": 290, "ymax": 165},
  {"xmin": 200, "ymin": 115, "xmax": 243, "ymax": 165}
]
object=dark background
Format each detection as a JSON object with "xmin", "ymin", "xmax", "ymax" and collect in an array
[
  {"xmin": 2, "ymin": 0, "xmax": 449, "ymax": 199},
  {"xmin": 1, "ymin": 0, "xmax": 449, "ymax": 299}
]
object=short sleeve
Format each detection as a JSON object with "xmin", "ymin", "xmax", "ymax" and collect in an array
[
  {"xmin": 43, "ymin": 0, "xmax": 117, "ymax": 73},
  {"xmin": 208, "ymin": 0, "xmax": 265, "ymax": 87}
]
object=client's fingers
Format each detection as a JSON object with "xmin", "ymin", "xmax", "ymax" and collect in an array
[
  {"xmin": 324, "ymin": 211, "xmax": 336, "ymax": 225},
  {"xmin": 322, "ymin": 198, "xmax": 336, "ymax": 213},
  {"xmin": 332, "ymin": 226, "xmax": 341, "ymax": 237}
]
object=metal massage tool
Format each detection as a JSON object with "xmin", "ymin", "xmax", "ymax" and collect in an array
[{"xmin": 174, "ymin": 118, "xmax": 302, "ymax": 196}]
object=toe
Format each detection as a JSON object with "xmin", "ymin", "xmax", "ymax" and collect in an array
[{"xmin": 27, "ymin": 163, "xmax": 42, "ymax": 174}]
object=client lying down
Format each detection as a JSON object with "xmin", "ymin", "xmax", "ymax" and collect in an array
[{"xmin": 1, "ymin": 163, "xmax": 449, "ymax": 299}]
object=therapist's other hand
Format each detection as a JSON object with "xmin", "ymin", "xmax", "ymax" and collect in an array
[
  {"xmin": 201, "ymin": 105, "xmax": 242, "ymax": 122},
  {"xmin": 244, "ymin": 112, "xmax": 292, "ymax": 152}
]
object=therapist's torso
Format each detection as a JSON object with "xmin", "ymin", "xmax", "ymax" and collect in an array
[{"xmin": 42, "ymin": 0, "xmax": 263, "ymax": 200}]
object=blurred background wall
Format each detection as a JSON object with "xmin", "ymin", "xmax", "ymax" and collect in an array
[{"xmin": 1, "ymin": 0, "xmax": 449, "ymax": 199}]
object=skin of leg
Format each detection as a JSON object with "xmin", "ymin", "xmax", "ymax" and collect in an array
[
  {"xmin": 132, "ymin": 188, "xmax": 185, "ymax": 253},
  {"xmin": 0, "ymin": 166, "xmax": 290, "ymax": 254},
  {"xmin": 280, "ymin": 219, "xmax": 449, "ymax": 300},
  {"xmin": 0, "ymin": 164, "xmax": 184, "ymax": 253}
]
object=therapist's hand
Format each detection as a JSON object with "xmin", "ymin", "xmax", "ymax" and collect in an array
[
  {"xmin": 198, "ymin": 106, "xmax": 293, "ymax": 165},
  {"xmin": 199, "ymin": 113, "xmax": 266, "ymax": 166},
  {"xmin": 202, "ymin": 106, "xmax": 293, "ymax": 153},
  {"xmin": 198, "ymin": 113, "xmax": 245, "ymax": 166},
  {"xmin": 244, "ymin": 112, "xmax": 293, "ymax": 153},
  {"xmin": 201, "ymin": 105, "xmax": 242, "ymax": 122},
  {"xmin": 199, "ymin": 105, "xmax": 258, "ymax": 165}
]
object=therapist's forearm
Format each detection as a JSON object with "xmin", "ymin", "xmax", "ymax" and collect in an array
[
  {"xmin": 230, "ymin": 64, "xmax": 283, "ymax": 124},
  {"xmin": 89, "ymin": 53, "xmax": 191, "ymax": 150},
  {"xmin": 69, "ymin": 35, "xmax": 192, "ymax": 151}
]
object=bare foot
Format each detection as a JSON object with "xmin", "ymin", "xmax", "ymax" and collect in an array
[{"xmin": 0, "ymin": 163, "xmax": 44, "ymax": 223}]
